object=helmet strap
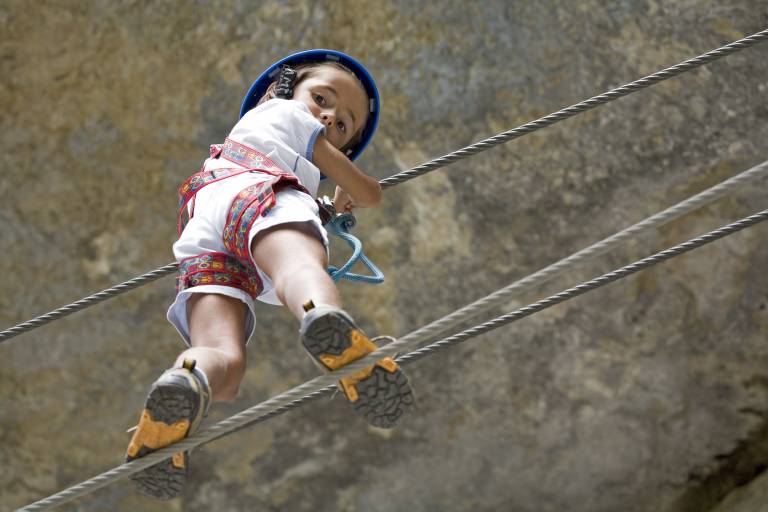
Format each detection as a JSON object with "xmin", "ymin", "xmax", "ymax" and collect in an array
[{"xmin": 274, "ymin": 65, "xmax": 298, "ymax": 99}]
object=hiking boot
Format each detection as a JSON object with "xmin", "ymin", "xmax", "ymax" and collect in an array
[
  {"xmin": 125, "ymin": 358, "xmax": 211, "ymax": 500},
  {"xmin": 299, "ymin": 301, "xmax": 414, "ymax": 428}
]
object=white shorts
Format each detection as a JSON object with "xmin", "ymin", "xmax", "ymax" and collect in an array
[{"xmin": 166, "ymin": 172, "xmax": 329, "ymax": 345}]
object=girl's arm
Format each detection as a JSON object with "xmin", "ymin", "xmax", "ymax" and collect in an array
[{"xmin": 313, "ymin": 135, "xmax": 382, "ymax": 208}]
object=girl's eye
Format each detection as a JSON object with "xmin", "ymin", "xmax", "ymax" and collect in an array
[
  {"xmin": 314, "ymin": 94, "xmax": 325, "ymax": 105},
  {"xmin": 337, "ymin": 121, "xmax": 346, "ymax": 134}
]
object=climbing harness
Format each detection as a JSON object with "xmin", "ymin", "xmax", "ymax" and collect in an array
[
  {"xmin": 8, "ymin": 28, "xmax": 768, "ymax": 510},
  {"xmin": 175, "ymin": 139, "xmax": 310, "ymax": 301},
  {"xmin": 177, "ymin": 138, "xmax": 381, "ymax": 297}
]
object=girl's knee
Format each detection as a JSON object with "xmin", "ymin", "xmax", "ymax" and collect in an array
[
  {"xmin": 216, "ymin": 346, "xmax": 246, "ymax": 382},
  {"xmin": 214, "ymin": 349, "xmax": 246, "ymax": 402},
  {"xmin": 226, "ymin": 349, "xmax": 246, "ymax": 379}
]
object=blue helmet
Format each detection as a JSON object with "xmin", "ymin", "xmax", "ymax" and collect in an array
[{"xmin": 240, "ymin": 49, "xmax": 380, "ymax": 161}]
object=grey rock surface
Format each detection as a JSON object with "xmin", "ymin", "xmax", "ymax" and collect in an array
[
  {"xmin": 1, "ymin": 1, "xmax": 767, "ymax": 511},
  {"xmin": 710, "ymin": 470, "xmax": 768, "ymax": 512}
]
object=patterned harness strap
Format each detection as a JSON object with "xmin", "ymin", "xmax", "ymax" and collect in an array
[
  {"xmin": 221, "ymin": 171, "xmax": 304, "ymax": 270},
  {"xmin": 177, "ymin": 138, "xmax": 309, "ymax": 234},
  {"xmin": 219, "ymin": 137, "xmax": 287, "ymax": 173},
  {"xmin": 176, "ymin": 138, "xmax": 311, "ymax": 299},
  {"xmin": 176, "ymin": 252, "xmax": 263, "ymax": 300},
  {"xmin": 177, "ymin": 167, "xmax": 251, "ymax": 234}
]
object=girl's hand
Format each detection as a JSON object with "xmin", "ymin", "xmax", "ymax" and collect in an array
[
  {"xmin": 313, "ymin": 136, "xmax": 381, "ymax": 207},
  {"xmin": 333, "ymin": 186, "xmax": 357, "ymax": 213}
]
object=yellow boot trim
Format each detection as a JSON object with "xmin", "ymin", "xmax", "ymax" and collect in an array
[
  {"xmin": 376, "ymin": 357, "xmax": 399, "ymax": 373},
  {"xmin": 319, "ymin": 330, "xmax": 379, "ymax": 371},
  {"xmin": 126, "ymin": 409, "xmax": 190, "ymax": 458},
  {"xmin": 171, "ymin": 452, "xmax": 186, "ymax": 469},
  {"xmin": 338, "ymin": 357, "xmax": 400, "ymax": 403}
]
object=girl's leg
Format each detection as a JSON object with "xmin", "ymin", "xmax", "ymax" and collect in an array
[
  {"xmin": 177, "ymin": 293, "xmax": 248, "ymax": 402},
  {"xmin": 252, "ymin": 222, "xmax": 414, "ymax": 429},
  {"xmin": 251, "ymin": 222, "xmax": 339, "ymax": 319},
  {"xmin": 170, "ymin": 222, "xmax": 329, "ymax": 404},
  {"xmin": 126, "ymin": 292, "xmax": 247, "ymax": 499}
]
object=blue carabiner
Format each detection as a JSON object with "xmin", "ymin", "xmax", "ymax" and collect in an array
[{"xmin": 325, "ymin": 212, "xmax": 384, "ymax": 284}]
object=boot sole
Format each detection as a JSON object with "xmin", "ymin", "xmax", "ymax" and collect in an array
[
  {"xmin": 301, "ymin": 311, "xmax": 414, "ymax": 428},
  {"xmin": 125, "ymin": 373, "xmax": 200, "ymax": 500}
]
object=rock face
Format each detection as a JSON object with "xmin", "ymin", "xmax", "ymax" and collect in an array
[
  {"xmin": 711, "ymin": 470, "xmax": 768, "ymax": 512},
  {"xmin": 1, "ymin": 1, "xmax": 767, "ymax": 511}
]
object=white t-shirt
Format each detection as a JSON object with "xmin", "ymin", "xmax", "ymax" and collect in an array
[{"xmin": 203, "ymin": 99, "xmax": 326, "ymax": 197}]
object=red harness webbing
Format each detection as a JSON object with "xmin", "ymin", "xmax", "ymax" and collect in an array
[
  {"xmin": 177, "ymin": 138, "xmax": 309, "ymax": 234},
  {"xmin": 174, "ymin": 138, "xmax": 318, "ymax": 300},
  {"xmin": 176, "ymin": 252, "xmax": 264, "ymax": 300}
]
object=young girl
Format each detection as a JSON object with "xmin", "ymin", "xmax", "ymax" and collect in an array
[{"xmin": 125, "ymin": 50, "xmax": 414, "ymax": 500}]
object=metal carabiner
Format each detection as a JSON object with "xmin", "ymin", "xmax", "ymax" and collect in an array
[{"xmin": 318, "ymin": 196, "xmax": 384, "ymax": 284}]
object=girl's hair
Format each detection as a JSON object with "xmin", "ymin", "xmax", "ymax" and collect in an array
[{"xmin": 257, "ymin": 61, "xmax": 367, "ymax": 155}]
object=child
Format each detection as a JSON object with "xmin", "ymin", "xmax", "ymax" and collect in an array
[{"xmin": 125, "ymin": 50, "xmax": 414, "ymax": 500}]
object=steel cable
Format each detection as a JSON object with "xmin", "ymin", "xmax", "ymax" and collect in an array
[
  {"xmin": 0, "ymin": 263, "xmax": 178, "ymax": 342},
  {"xmin": 18, "ymin": 208, "xmax": 768, "ymax": 511},
  {"xmin": 380, "ymin": 29, "xmax": 768, "ymax": 188},
  {"xmin": 393, "ymin": 160, "xmax": 768, "ymax": 347},
  {"xmin": 2, "ymin": 29, "xmax": 766, "ymax": 344}
]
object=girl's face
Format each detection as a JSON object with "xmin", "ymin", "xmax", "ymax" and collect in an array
[{"xmin": 292, "ymin": 66, "xmax": 369, "ymax": 152}]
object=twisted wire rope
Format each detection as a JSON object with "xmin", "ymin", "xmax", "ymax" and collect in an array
[
  {"xmin": 19, "ymin": 208, "xmax": 768, "ymax": 511},
  {"xmin": 0, "ymin": 263, "xmax": 179, "ymax": 342},
  {"xmin": 394, "ymin": 160, "xmax": 768, "ymax": 347},
  {"xmin": 380, "ymin": 29, "xmax": 768, "ymax": 188},
  {"xmin": 2, "ymin": 29, "xmax": 767, "ymax": 343},
  {"xmin": 9, "ymin": 27, "xmax": 768, "ymax": 511}
]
